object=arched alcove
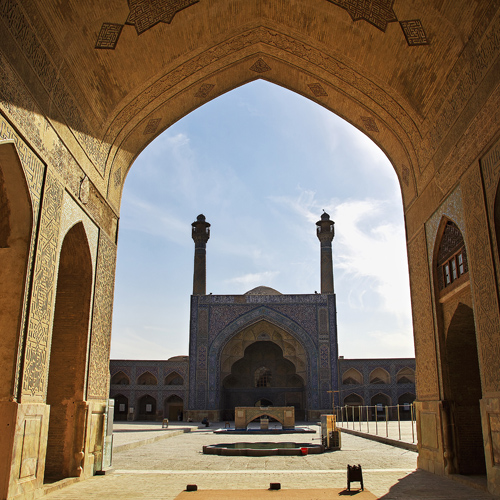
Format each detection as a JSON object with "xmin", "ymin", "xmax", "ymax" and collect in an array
[
  {"xmin": 0, "ymin": 142, "xmax": 33, "ymax": 401},
  {"xmin": 369, "ymin": 368, "xmax": 390, "ymax": 385},
  {"xmin": 342, "ymin": 368, "xmax": 363, "ymax": 385},
  {"xmin": 165, "ymin": 372, "xmax": 184, "ymax": 385},
  {"xmin": 137, "ymin": 372, "xmax": 158, "ymax": 385},
  {"xmin": 433, "ymin": 218, "xmax": 485, "ymax": 475},
  {"xmin": 111, "ymin": 371, "xmax": 130, "ymax": 385},
  {"xmin": 222, "ymin": 341, "xmax": 305, "ymax": 421},
  {"xmin": 44, "ymin": 222, "xmax": 93, "ymax": 481},
  {"xmin": 396, "ymin": 367, "xmax": 415, "ymax": 384}
]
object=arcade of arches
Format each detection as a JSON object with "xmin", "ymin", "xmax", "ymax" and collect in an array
[{"xmin": 1, "ymin": 0, "xmax": 500, "ymax": 497}]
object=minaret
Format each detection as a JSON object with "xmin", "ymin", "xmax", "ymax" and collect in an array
[
  {"xmin": 191, "ymin": 214, "xmax": 210, "ymax": 295},
  {"xmin": 316, "ymin": 211, "xmax": 335, "ymax": 293}
]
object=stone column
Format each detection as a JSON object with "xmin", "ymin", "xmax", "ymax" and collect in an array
[
  {"xmin": 192, "ymin": 214, "xmax": 210, "ymax": 295},
  {"xmin": 316, "ymin": 212, "xmax": 335, "ymax": 294}
]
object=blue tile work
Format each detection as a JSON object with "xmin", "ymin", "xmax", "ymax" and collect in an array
[
  {"xmin": 109, "ymin": 358, "xmax": 189, "ymax": 419},
  {"xmin": 338, "ymin": 357, "xmax": 416, "ymax": 407},
  {"xmin": 188, "ymin": 293, "xmax": 339, "ymax": 416}
]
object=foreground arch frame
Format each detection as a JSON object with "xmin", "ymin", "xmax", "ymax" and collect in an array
[{"xmin": 1, "ymin": 1, "xmax": 500, "ymax": 497}]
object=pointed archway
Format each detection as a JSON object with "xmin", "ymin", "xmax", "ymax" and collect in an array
[
  {"xmin": 44, "ymin": 223, "xmax": 93, "ymax": 481},
  {"xmin": 444, "ymin": 304, "xmax": 485, "ymax": 475}
]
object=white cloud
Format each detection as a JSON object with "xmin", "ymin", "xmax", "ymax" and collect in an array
[
  {"xmin": 332, "ymin": 199, "xmax": 411, "ymax": 321},
  {"xmin": 269, "ymin": 191, "xmax": 411, "ymax": 323}
]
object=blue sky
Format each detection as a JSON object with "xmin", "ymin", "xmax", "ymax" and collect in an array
[{"xmin": 110, "ymin": 80, "xmax": 414, "ymax": 360}]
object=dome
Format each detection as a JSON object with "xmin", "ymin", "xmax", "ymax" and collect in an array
[{"xmin": 244, "ymin": 286, "xmax": 282, "ymax": 296}]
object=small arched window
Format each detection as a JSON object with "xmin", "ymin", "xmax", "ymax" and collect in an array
[
  {"xmin": 436, "ymin": 221, "xmax": 468, "ymax": 290},
  {"xmin": 255, "ymin": 367, "xmax": 272, "ymax": 388}
]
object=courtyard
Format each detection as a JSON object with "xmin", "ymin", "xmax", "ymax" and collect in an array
[{"xmin": 43, "ymin": 422, "xmax": 496, "ymax": 499}]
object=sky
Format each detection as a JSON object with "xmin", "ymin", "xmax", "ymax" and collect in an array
[{"xmin": 110, "ymin": 80, "xmax": 414, "ymax": 361}]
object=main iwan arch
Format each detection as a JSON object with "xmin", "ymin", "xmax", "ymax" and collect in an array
[{"xmin": 1, "ymin": 1, "xmax": 500, "ymax": 497}]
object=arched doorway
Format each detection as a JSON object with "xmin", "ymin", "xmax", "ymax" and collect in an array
[
  {"xmin": 44, "ymin": 223, "xmax": 93, "ymax": 481},
  {"xmin": 114, "ymin": 394, "xmax": 129, "ymax": 421},
  {"xmin": 222, "ymin": 341, "xmax": 305, "ymax": 421},
  {"xmin": 164, "ymin": 395, "xmax": 184, "ymax": 421},
  {"xmin": 371, "ymin": 393, "xmax": 391, "ymax": 420},
  {"xmin": 444, "ymin": 304, "xmax": 485, "ymax": 475},
  {"xmin": 398, "ymin": 393, "xmax": 416, "ymax": 421},
  {"xmin": 138, "ymin": 395, "xmax": 157, "ymax": 421},
  {"xmin": 433, "ymin": 219, "xmax": 486, "ymax": 476},
  {"xmin": 343, "ymin": 393, "xmax": 364, "ymax": 420},
  {"xmin": 0, "ymin": 142, "xmax": 33, "ymax": 401}
]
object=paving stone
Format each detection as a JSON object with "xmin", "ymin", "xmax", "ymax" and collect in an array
[{"xmin": 43, "ymin": 423, "xmax": 498, "ymax": 499}]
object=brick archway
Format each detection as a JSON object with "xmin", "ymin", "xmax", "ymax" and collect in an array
[{"xmin": 2, "ymin": 1, "xmax": 500, "ymax": 496}]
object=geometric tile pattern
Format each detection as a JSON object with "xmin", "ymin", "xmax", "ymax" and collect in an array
[{"xmin": 339, "ymin": 357, "xmax": 416, "ymax": 406}]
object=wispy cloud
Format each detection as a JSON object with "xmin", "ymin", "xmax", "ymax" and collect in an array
[{"xmin": 269, "ymin": 191, "xmax": 411, "ymax": 322}]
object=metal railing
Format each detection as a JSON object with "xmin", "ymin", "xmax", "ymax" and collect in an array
[{"xmin": 335, "ymin": 403, "xmax": 416, "ymax": 444}]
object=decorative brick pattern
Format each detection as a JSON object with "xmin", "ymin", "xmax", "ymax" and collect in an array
[
  {"xmin": 250, "ymin": 58, "xmax": 271, "ymax": 73},
  {"xmin": 114, "ymin": 168, "xmax": 122, "ymax": 187},
  {"xmin": 327, "ymin": 0, "xmax": 397, "ymax": 32},
  {"xmin": 23, "ymin": 173, "xmax": 63, "ymax": 398},
  {"xmin": 194, "ymin": 84, "xmax": 215, "ymax": 98},
  {"xmin": 0, "ymin": 0, "xmax": 107, "ymax": 170},
  {"xmin": 126, "ymin": 0, "xmax": 200, "ymax": 34},
  {"xmin": 143, "ymin": 118, "xmax": 161, "ymax": 135},
  {"xmin": 87, "ymin": 233, "xmax": 117, "ymax": 399},
  {"xmin": 400, "ymin": 20, "xmax": 429, "ymax": 46},
  {"xmin": 407, "ymin": 230, "xmax": 439, "ymax": 400},
  {"xmin": 461, "ymin": 166, "xmax": 500, "ymax": 394},
  {"xmin": 95, "ymin": 23, "xmax": 123, "ymax": 49},
  {"xmin": 361, "ymin": 116, "xmax": 379, "ymax": 132},
  {"xmin": 308, "ymin": 83, "xmax": 328, "ymax": 97}
]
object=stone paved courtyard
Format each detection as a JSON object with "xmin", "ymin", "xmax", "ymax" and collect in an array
[{"xmin": 42, "ymin": 423, "xmax": 498, "ymax": 499}]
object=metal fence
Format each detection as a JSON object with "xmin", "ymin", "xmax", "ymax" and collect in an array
[{"xmin": 335, "ymin": 404, "xmax": 417, "ymax": 444}]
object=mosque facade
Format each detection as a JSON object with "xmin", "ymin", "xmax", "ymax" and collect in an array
[{"xmin": 109, "ymin": 214, "xmax": 416, "ymax": 423}]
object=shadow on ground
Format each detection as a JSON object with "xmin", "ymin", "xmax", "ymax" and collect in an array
[{"xmin": 378, "ymin": 469, "xmax": 493, "ymax": 499}]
